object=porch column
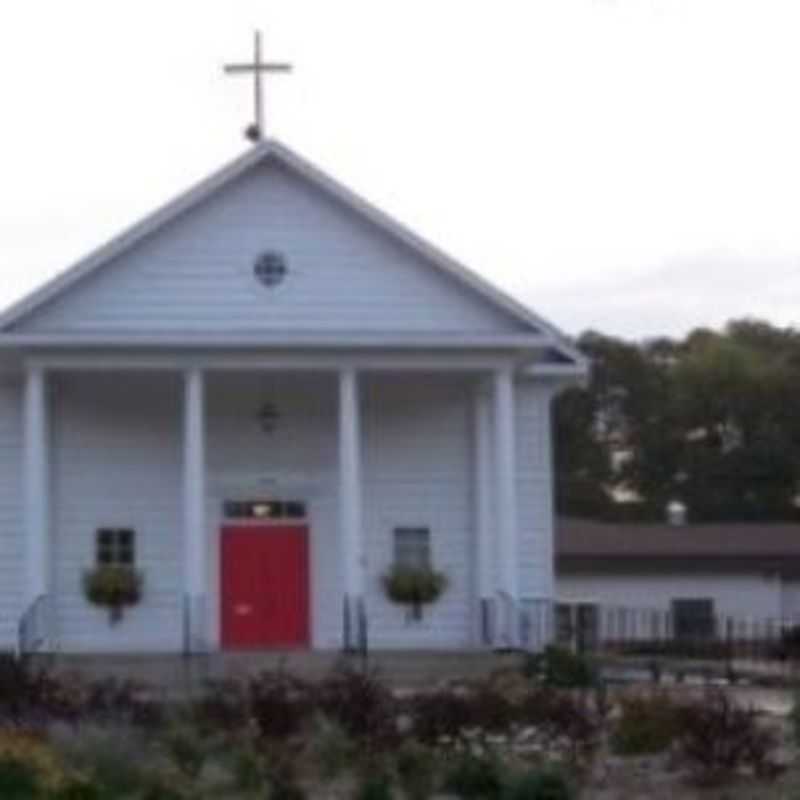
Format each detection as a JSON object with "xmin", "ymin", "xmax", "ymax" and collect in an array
[
  {"xmin": 493, "ymin": 366, "xmax": 519, "ymax": 647},
  {"xmin": 23, "ymin": 366, "xmax": 50, "ymax": 605},
  {"xmin": 339, "ymin": 367, "xmax": 365, "ymax": 650},
  {"xmin": 183, "ymin": 367, "xmax": 207, "ymax": 652},
  {"xmin": 473, "ymin": 384, "xmax": 493, "ymax": 645}
]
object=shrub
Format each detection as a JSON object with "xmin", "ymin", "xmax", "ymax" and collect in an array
[
  {"xmin": 161, "ymin": 722, "xmax": 209, "ymax": 780},
  {"xmin": 0, "ymin": 756, "xmax": 40, "ymax": 799},
  {"xmin": 443, "ymin": 751, "xmax": 505, "ymax": 800},
  {"xmin": 84, "ymin": 677, "xmax": 163, "ymax": 728},
  {"xmin": 611, "ymin": 692, "xmax": 682, "ymax": 756},
  {"xmin": 316, "ymin": 664, "xmax": 396, "ymax": 746},
  {"xmin": 228, "ymin": 736, "xmax": 270, "ymax": 793},
  {"xmin": 192, "ymin": 679, "xmax": 248, "ymax": 732},
  {"xmin": 522, "ymin": 647, "xmax": 597, "ymax": 689},
  {"xmin": 517, "ymin": 688, "xmax": 598, "ymax": 763},
  {"xmin": 0, "ymin": 656, "xmax": 74, "ymax": 725},
  {"xmin": 0, "ymin": 730, "xmax": 69, "ymax": 795},
  {"xmin": 306, "ymin": 715, "xmax": 357, "ymax": 779},
  {"xmin": 265, "ymin": 748, "xmax": 307, "ymax": 800},
  {"xmin": 505, "ymin": 767, "xmax": 574, "ymax": 800},
  {"xmin": 355, "ymin": 770, "xmax": 395, "ymax": 800},
  {"xmin": 791, "ymin": 692, "xmax": 800, "ymax": 746},
  {"xmin": 674, "ymin": 690, "xmax": 778, "ymax": 784},
  {"xmin": 395, "ymin": 740, "xmax": 436, "ymax": 800},
  {"xmin": 469, "ymin": 683, "xmax": 516, "ymax": 733},
  {"xmin": 48, "ymin": 724, "xmax": 153, "ymax": 797},
  {"xmin": 409, "ymin": 689, "xmax": 475, "ymax": 745},
  {"xmin": 248, "ymin": 670, "xmax": 314, "ymax": 740}
]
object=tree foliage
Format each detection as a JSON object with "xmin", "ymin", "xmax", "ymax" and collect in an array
[{"xmin": 554, "ymin": 318, "xmax": 800, "ymax": 522}]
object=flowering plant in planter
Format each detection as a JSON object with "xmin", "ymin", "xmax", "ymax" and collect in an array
[
  {"xmin": 382, "ymin": 564, "xmax": 448, "ymax": 620},
  {"xmin": 83, "ymin": 565, "xmax": 143, "ymax": 624}
]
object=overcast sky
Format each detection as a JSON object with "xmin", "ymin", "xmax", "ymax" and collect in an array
[{"xmin": 2, "ymin": 1, "xmax": 799, "ymax": 340}]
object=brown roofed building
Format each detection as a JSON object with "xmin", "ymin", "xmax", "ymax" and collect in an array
[{"xmin": 554, "ymin": 518, "xmax": 800, "ymax": 646}]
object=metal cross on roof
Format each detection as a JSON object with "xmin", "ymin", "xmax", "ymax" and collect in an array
[{"xmin": 224, "ymin": 31, "xmax": 292, "ymax": 143}]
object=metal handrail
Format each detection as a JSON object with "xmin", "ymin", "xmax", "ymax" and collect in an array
[
  {"xmin": 342, "ymin": 593, "xmax": 368, "ymax": 656},
  {"xmin": 183, "ymin": 593, "xmax": 208, "ymax": 655},
  {"xmin": 17, "ymin": 594, "xmax": 49, "ymax": 656},
  {"xmin": 487, "ymin": 593, "xmax": 553, "ymax": 652},
  {"xmin": 495, "ymin": 590, "xmax": 518, "ymax": 650}
]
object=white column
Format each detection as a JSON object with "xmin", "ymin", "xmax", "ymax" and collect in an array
[
  {"xmin": 473, "ymin": 384, "xmax": 493, "ymax": 643},
  {"xmin": 183, "ymin": 368, "xmax": 206, "ymax": 651},
  {"xmin": 23, "ymin": 366, "xmax": 49, "ymax": 603},
  {"xmin": 339, "ymin": 367, "xmax": 365, "ymax": 649},
  {"xmin": 493, "ymin": 366, "xmax": 519, "ymax": 645}
]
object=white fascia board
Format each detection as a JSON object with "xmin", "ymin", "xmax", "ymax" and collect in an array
[
  {"xmin": 24, "ymin": 350, "xmax": 520, "ymax": 373},
  {"xmin": 0, "ymin": 331, "xmax": 550, "ymax": 349}
]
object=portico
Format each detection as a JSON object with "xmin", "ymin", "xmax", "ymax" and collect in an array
[{"xmin": 17, "ymin": 349, "xmax": 543, "ymax": 653}]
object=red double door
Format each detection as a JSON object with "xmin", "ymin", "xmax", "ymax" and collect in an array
[{"xmin": 221, "ymin": 525, "xmax": 309, "ymax": 649}]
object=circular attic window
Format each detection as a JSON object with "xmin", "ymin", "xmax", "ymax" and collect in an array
[{"xmin": 254, "ymin": 251, "xmax": 288, "ymax": 288}]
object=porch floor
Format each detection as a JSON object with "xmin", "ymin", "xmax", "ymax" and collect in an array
[{"xmin": 31, "ymin": 650, "xmax": 525, "ymax": 692}]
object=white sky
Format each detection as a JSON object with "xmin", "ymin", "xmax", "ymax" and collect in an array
[{"xmin": 2, "ymin": 0, "xmax": 799, "ymax": 340}]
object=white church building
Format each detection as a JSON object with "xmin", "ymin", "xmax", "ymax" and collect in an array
[{"xmin": 0, "ymin": 140, "xmax": 585, "ymax": 654}]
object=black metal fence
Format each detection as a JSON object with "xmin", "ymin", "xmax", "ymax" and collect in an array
[{"xmin": 523, "ymin": 600, "xmax": 800, "ymax": 668}]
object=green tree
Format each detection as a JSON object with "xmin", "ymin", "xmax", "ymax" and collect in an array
[{"xmin": 554, "ymin": 318, "xmax": 800, "ymax": 522}]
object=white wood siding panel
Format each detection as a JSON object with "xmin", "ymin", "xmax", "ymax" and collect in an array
[
  {"xmin": 557, "ymin": 573, "xmax": 785, "ymax": 624},
  {"xmin": 515, "ymin": 382, "xmax": 555, "ymax": 602},
  {"xmin": 0, "ymin": 379, "xmax": 23, "ymax": 648},
  {"xmin": 16, "ymin": 163, "xmax": 526, "ymax": 335},
  {"xmin": 362, "ymin": 375, "xmax": 475, "ymax": 648},
  {"xmin": 51, "ymin": 374, "xmax": 183, "ymax": 652}
]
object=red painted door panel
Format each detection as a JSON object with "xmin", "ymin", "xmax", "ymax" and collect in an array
[{"xmin": 221, "ymin": 525, "xmax": 309, "ymax": 648}]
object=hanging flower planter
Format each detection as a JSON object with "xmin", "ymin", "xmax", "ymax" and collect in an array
[
  {"xmin": 382, "ymin": 564, "xmax": 448, "ymax": 620},
  {"xmin": 83, "ymin": 565, "xmax": 143, "ymax": 624}
]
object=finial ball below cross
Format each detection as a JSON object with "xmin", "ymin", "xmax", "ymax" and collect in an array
[{"xmin": 224, "ymin": 31, "xmax": 292, "ymax": 143}]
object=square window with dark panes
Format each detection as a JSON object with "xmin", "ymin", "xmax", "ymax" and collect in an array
[
  {"xmin": 96, "ymin": 529, "xmax": 135, "ymax": 566},
  {"xmin": 672, "ymin": 598, "xmax": 715, "ymax": 641},
  {"xmin": 393, "ymin": 527, "xmax": 431, "ymax": 570}
]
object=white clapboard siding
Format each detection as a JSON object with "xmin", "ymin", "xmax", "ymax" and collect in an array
[
  {"xmin": 15, "ymin": 163, "xmax": 526, "ymax": 335},
  {"xmin": 362, "ymin": 375, "xmax": 476, "ymax": 648},
  {"xmin": 557, "ymin": 574, "xmax": 786, "ymax": 625},
  {"xmin": 515, "ymin": 381, "xmax": 556, "ymax": 602},
  {"xmin": 0, "ymin": 379, "xmax": 23, "ymax": 649},
  {"xmin": 51, "ymin": 374, "xmax": 184, "ymax": 652}
]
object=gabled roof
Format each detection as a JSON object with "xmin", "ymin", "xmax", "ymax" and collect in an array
[{"xmin": 0, "ymin": 139, "xmax": 586, "ymax": 368}]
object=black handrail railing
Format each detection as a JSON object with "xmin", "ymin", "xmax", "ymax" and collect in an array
[{"xmin": 17, "ymin": 594, "xmax": 49, "ymax": 656}]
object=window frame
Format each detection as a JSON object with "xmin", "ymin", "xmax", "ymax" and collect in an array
[
  {"xmin": 95, "ymin": 528, "xmax": 136, "ymax": 567},
  {"xmin": 671, "ymin": 597, "xmax": 716, "ymax": 641},
  {"xmin": 392, "ymin": 526, "xmax": 432, "ymax": 571}
]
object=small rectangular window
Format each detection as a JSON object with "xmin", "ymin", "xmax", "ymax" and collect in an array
[
  {"xmin": 96, "ymin": 529, "xmax": 136, "ymax": 567},
  {"xmin": 393, "ymin": 527, "xmax": 431, "ymax": 570},
  {"xmin": 672, "ymin": 598, "xmax": 715, "ymax": 641}
]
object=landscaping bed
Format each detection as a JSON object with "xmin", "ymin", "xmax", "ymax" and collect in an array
[{"xmin": 0, "ymin": 648, "xmax": 796, "ymax": 798}]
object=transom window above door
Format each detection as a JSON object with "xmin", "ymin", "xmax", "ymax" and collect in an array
[{"xmin": 223, "ymin": 500, "xmax": 307, "ymax": 520}]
